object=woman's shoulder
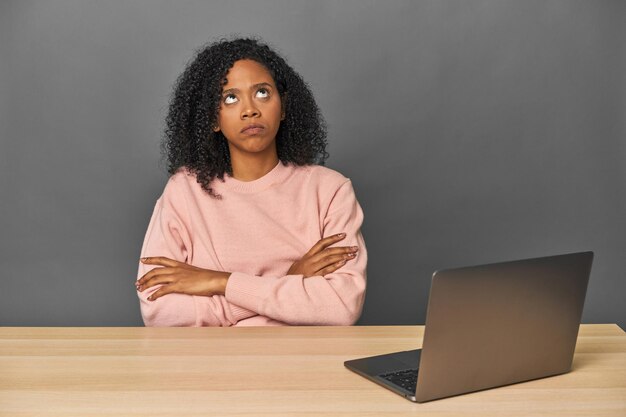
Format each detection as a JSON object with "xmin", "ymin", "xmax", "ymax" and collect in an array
[
  {"xmin": 298, "ymin": 164, "xmax": 350, "ymax": 187},
  {"xmin": 163, "ymin": 167, "xmax": 197, "ymax": 191},
  {"xmin": 158, "ymin": 167, "xmax": 209, "ymax": 206},
  {"xmin": 291, "ymin": 164, "xmax": 356, "ymax": 208}
]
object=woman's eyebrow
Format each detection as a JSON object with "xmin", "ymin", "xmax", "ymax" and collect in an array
[
  {"xmin": 222, "ymin": 87, "xmax": 239, "ymax": 96},
  {"xmin": 222, "ymin": 82, "xmax": 274, "ymax": 96},
  {"xmin": 253, "ymin": 82, "xmax": 273, "ymax": 89}
]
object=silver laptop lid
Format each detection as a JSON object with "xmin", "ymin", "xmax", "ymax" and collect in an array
[{"xmin": 415, "ymin": 251, "xmax": 593, "ymax": 402}]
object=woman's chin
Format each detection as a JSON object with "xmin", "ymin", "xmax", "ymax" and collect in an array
[{"xmin": 233, "ymin": 138, "xmax": 276, "ymax": 155}]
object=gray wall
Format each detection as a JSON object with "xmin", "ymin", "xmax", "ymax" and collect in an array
[{"xmin": 1, "ymin": 0, "xmax": 624, "ymax": 327}]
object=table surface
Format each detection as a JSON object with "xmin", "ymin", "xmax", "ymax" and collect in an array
[{"xmin": 1, "ymin": 324, "xmax": 625, "ymax": 416}]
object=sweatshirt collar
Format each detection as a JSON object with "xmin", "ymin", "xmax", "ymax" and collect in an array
[{"xmin": 219, "ymin": 161, "xmax": 294, "ymax": 193}]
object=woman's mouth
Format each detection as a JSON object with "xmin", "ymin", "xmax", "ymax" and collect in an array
[{"xmin": 241, "ymin": 124, "xmax": 265, "ymax": 135}]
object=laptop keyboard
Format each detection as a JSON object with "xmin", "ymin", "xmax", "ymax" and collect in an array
[{"xmin": 379, "ymin": 369, "xmax": 418, "ymax": 393}]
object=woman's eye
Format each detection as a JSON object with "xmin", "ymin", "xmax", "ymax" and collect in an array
[
  {"xmin": 256, "ymin": 88, "xmax": 269, "ymax": 98},
  {"xmin": 224, "ymin": 94, "xmax": 238, "ymax": 104}
]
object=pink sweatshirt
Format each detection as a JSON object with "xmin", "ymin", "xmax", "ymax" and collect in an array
[{"xmin": 136, "ymin": 161, "xmax": 367, "ymax": 326}]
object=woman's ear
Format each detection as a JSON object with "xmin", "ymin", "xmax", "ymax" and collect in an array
[{"xmin": 212, "ymin": 123, "xmax": 220, "ymax": 132}]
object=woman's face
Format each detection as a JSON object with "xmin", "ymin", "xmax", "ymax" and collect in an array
[{"xmin": 213, "ymin": 59, "xmax": 284, "ymax": 158}]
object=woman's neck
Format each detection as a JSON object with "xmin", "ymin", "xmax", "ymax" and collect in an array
[{"xmin": 230, "ymin": 152, "xmax": 280, "ymax": 182}]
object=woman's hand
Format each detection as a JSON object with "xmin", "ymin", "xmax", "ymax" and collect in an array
[
  {"xmin": 136, "ymin": 257, "xmax": 231, "ymax": 301},
  {"xmin": 287, "ymin": 233, "xmax": 359, "ymax": 278}
]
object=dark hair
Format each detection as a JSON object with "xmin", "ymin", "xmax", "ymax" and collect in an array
[{"xmin": 162, "ymin": 37, "xmax": 328, "ymax": 198}]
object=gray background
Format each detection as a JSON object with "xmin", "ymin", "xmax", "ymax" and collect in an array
[{"xmin": 1, "ymin": 0, "xmax": 624, "ymax": 328}]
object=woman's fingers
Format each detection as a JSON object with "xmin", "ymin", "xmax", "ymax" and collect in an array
[
  {"xmin": 310, "ymin": 246, "xmax": 358, "ymax": 264},
  {"xmin": 305, "ymin": 233, "xmax": 346, "ymax": 256},
  {"xmin": 310, "ymin": 251, "xmax": 357, "ymax": 273},
  {"xmin": 136, "ymin": 266, "xmax": 175, "ymax": 287},
  {"xmin": 137, "ymin": 274, "xmax": 175, "ymax": 291},
  {"xmin": 135, "ymin": 259, "xmax": 228, "ymax": 300},
  {"xmin": 316, "ymin": 260, "xmax": 348, "ymax": 277},
  {"xmin": 147, "ymin": 284, "xmax": 177, "ymax": 301},
  {"xmin": 304, "ymin": 247, "xmax": 358, "ymax": 277},
  {"xmin": 291, "ymin": 243, "xmax": 359, "ymax": 278},
  {"xmin": 137, "ymin": 257, "xmax": 189, "ymax": 289},
  {"xmin": 140, "ymin": 256, "xmax": 181, "ymax": 268}
]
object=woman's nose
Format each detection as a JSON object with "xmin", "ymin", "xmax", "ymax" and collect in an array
[{"xmin": 241, "ymin": 99, "xmax": 260, "ymax": 119}]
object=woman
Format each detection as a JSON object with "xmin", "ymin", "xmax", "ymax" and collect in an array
[{"xmin": 136, "ymin": 38, "xmax": 367, "ymax": 326}]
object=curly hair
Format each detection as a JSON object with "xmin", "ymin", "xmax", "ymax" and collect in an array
[{"xmin": 162, "ymin": 37, "xmax": 328, "ymax": 198}]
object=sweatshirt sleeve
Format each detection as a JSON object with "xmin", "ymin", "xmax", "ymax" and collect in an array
[
  {"xmin": 224, "ymin": 180, "xmax": 367, "ymax": 325},
  {"xmin": 137, "ymin": 197, "xmax": 257, "ymax": 327}
]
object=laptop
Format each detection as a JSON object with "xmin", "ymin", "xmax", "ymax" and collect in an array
[{"xmin": 345, "ymin": 251, "xmax": 593, "ymax": 402}]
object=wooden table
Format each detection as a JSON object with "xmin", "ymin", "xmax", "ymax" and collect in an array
[{"xmin": 1, "ymin": 324, "xmax": 624, "ymax": 416}]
